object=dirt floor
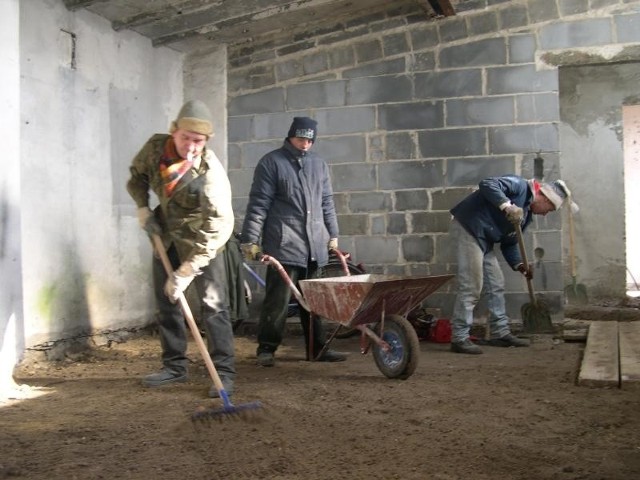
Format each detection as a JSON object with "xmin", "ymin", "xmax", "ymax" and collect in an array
[{"xmin": 2, "ymin": 325, "xmax": 640, "ymax": 480}]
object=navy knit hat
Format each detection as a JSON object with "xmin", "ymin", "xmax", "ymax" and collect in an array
[{"xmin": 287, "ymin": 117, "xmax": 317, "ymax": 143}]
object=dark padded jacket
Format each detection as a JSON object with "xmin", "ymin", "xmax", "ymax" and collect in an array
[
  {"xmin": 450, "ymin": 175, "xmax": 534, "ymax": 268},
  {"xmin": 241, "ymin": 140, "xmax": 339, "ymax": 268}
]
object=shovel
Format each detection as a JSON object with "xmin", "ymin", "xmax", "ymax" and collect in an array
[
  {"xmin": 515, "ymin": 224, "xmax": 554, "ymax": 333},
  {"xmin": 565, "ymin": 203, "xmax": 588, "ymax": 304}
]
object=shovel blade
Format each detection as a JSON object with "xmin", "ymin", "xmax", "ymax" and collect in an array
[
  {"xmin": 521, "ymin": 299, "xmax": 554, "ymax": 334},
  {"xmin": 565, "ymin": 282, "xmax": 588, "ymax": 305}
]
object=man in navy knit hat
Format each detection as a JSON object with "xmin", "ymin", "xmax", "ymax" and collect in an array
[{"xmin": 240, "ymin": 117, "xmax": 346, "ymax": 367}]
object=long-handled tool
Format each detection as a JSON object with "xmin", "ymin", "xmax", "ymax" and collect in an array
[
  {"xmin": 515, "ymin": 224, "xmax": 554, "ymax": 333},
  {"xmin": 150, "ymin": 234, "xmax": 262, "ymax": 422},
  {"xmin": 564, "ymin": 204, "xmax": 588, "ymax": 304}
]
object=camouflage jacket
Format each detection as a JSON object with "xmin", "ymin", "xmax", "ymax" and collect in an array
[{"xmin": 127, "ymin": 134, "xmax": 234, "ymax": 269}]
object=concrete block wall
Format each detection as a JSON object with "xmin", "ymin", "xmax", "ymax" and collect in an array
[{"xmin": 227, "ymin": 0, "xmax": 640, "ymax": 318}]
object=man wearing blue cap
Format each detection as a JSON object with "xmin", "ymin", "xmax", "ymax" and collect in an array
[{"xmin": 240, "ymin": 117, "xmax": 346, "ymax": 367}]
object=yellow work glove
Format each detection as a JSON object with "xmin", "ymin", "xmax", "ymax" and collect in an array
[
  {"xmin": 328, "ymin": 238, "xmax": 338, "ymax": 251},
  {"xmin": 241, "ymin": 243, "xmax": 262, "ymax": 261},
  {"xmin": 503, "ymin": 204, "xmax": 524, "ymax": 224}
]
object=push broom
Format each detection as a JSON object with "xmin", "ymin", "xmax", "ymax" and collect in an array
[{"xmin": 150, "ymin": 234, "xmax": 262, "ymax": 422}]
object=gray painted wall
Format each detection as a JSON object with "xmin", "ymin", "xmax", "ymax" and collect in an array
[
  {"xmin": 559, "ymin": 63, "xmax": 640, "ymax": 298},
  {"xmin": 0, "ymin": 0, "xmax": 23, "ymax": 392},
  {"xmin": 3, "ymin": 0, "xmax": 186, "ymax": 369},
  {"xmin": 227, "ymin": 0, "xmax": 640, "ymax": 320}
]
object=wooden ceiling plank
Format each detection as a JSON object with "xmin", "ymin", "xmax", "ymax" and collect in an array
[{"xmin": 63, "ymin": 0, "xmax": 108, "ymax": 11}]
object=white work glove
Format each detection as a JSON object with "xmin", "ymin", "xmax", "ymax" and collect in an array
[
  {"xmin": 503, "ymin": 204, "xmax": 524, "ymax": 224},
  {"xmin": 328, "ymin": 238, "xmax": 338, "ymax": 251},
  {"xmin": 164, "ymin": 261, "xmax": 199, "ymax": 303},
  {"xmin": 136, "ymin": 207, "xmax": 161, "ymax": 235}
]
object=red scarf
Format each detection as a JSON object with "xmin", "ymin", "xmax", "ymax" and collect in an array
[
  {"xmin": 531, "ymin": 179, "xmax": 541, "ymax": 196},
  {"xmin": 159, "ymin": 138, "xmax": 193, "ymax": 197}
]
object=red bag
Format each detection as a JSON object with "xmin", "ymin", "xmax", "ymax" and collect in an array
[{"xmin": 430, "ymin": 319, "xmax": 452, "ymax": 343}]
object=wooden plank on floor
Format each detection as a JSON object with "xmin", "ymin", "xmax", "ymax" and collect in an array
[
  {"xmin": 578, "ymin": 321, "xmax": 619, "ymax": 388},
  {"xmin": 619, "ymin": 322, "xmax": 640, "ymax": 390}
]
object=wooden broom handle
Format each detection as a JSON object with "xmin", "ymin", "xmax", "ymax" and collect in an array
[
  {"xmin": 515, "ymin": 224, "xmax": 537, "ymax": 306},
  {"xmin": 568, "ymin": 204, "xmax": 577, "ymax": 278},
  {"xmin": 150, "ymin": 234, "xmax": 226, "ymax": 393}
]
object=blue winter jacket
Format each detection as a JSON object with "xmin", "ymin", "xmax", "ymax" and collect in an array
[
  {"xmin": 241, "ymin": 140, "xmax": 339, "ymax": 268},
  {"xmin": 450, "ymin": 175, "xmax": 534, "ymax": 268}
]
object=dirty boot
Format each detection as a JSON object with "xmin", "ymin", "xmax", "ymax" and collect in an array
[
  {"xmin": 208, "ymin": 376, "xmax": 234, "ymax": 398},
  {"xmin": 450, "ymin": 339, "xmax": 483, "ymax": 354},
  {"xmin": 488, "ymin": 334, "xmax": 529, "ymax": 347},
  {"xmin": 142, "ymin": 368, "xmax": 187, "ymax": 387}
]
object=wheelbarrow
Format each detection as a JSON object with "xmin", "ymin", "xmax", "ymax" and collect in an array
[{"xmin": 260, "ymin": 252, "xmax": 453, "ymax": 380}]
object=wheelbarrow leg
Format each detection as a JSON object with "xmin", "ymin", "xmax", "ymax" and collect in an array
[{"xmin": 309, "ymin": 313, "xmax": 315, "ymax": 361}]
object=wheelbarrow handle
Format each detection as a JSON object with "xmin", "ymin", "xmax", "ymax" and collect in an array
[
  {"xmin": 330, "ymin": 248, "xmax": 350, "ymax": 276},
  {"xmin": 260, "ymin": 254, "xmax": 312, "ymax": 312},
  {"xmin": 514, "ymin": 224, "xmax": 537, "ymax": 306}
]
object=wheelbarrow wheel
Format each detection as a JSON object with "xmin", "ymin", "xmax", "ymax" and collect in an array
[{"xmin": 372, "ymin": 314, "xmax": 420, "ymax": 380}]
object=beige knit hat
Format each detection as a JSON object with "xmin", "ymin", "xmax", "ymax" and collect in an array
[
  {"xmin": 540, "ymin": 179, "xmax": 579, "ymax": 213},
  {"xmin": 169, "ymin": 100, "xmax": 214, "ymax": 137}
]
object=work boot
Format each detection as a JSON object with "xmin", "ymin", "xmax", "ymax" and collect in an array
[
  {"xmin": 256, "ymin": 352, "xmax": 275, "ymax": 367},
  {"xmin": 488, "ymin": 333, "xmax": 529, "ymax": 347},
  {"xmin": 315, "ymin": 349, "xmax": 347, "ymax": 362},
  {"xmin": 208, "ymin": 376, "xmax": 234, "ymax": 398},
  {"xmin": 142, "ymin": 368, "xmax": 187, "ymax": 387},
  {"xmin": 450, "ymin": 339, "xmax": 483, "ymax": 354}
]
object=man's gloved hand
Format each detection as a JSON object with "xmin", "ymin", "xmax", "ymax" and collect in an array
[
  {"xmin": 516, "ymin": 263, "xmax": 534, "ymax": 280},
  {"xmin": 504, "ymin": 204, "xmax": 524, "ymax": 224},
  {"xmin": 241, "ymin": 243, "xmax": 262, "ymax": 261},
  {"xmin": 136, "ymin": 207, "xmax": 161, "ymax": 235},
  {"xmin": 164, "ymin": 261, "xmax": 199, "ymax": 303},
  {"xmin": 328, "ymin": 238, "xmax": 338, "ymax": 251}
]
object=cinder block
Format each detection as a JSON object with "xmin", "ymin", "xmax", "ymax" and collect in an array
[
  {"xmin": 487, "ymin": 65, "xmax": 558, "ymax": 95},
  {"xmin": 379, "ymin": 101, "xmax": 444, "ymax": 131},
  {"xmin": 286, "ymin": 81, "xmax": 347, "ymax": 109},
  {"xmin": 539, "ymin": 18, "xmax": 612, "ymax": 50},
  {"xmin": 439, "ymin": 38, "xmax": 506, "ymax": 68},
  {"xmin": 378, "ymin": 160, "xmax": 445, "ymax": 189},
  {"xmin": 314, "ymin": 106, "xmax": 375, "ymax": 135},
  {"xmin": 402, "ymin": 235, "xmax": 434, "ymax": 262},
  {"xmin": 415, "ymin": 70, "xmax": 483, "ymax": 99},
  {"xmin": 331, "ymin": 164, "xmax": 377, "ymax": 192},
  {"xmin": 419, "ymin": 128, "xmax": 487, "ymax": 158},
  {"xmin": 509, "ymin": 34, "xmax": 536, "ymax": 64},
  {"xmin": 447, "ymin": 97, "xmax": 515, "ymax": 126},
  {"xmin": 316, "ymin": 135, "xmax": 367, "ymax": 165},
  {"xmin": 489, "ymin": 124, "xmax": 559, "ymax": 155},
  {"xmin": 228, "ymin": 88, "xmax": 285, "ymax": 116},
  {"xmin": 446, "ymin": 156, "xmax": 516, "ymax": 187},
  {"xmin": 347, "ymin": 75, "xmax": 413, "ymax": 105}
]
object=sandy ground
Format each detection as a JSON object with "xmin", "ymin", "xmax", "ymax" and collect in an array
[{"xmin": 1, "ymin": 328, "xmax": 640, "ymax": 480}]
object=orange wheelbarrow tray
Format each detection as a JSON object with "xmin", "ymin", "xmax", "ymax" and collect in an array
[{"xmin": 260, "ymin": 253, "xmax": 453, "ymax": 379}]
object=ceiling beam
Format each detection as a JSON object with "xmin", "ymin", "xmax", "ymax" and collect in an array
[
  {"xmin": 113, "ymin": 0, "xmax": 315, "ymax": 33},
  {"xmin": 63, "ymin": 0, "xmax": 109, "ymax": 11},
  {"xmin": 430, "ymin": 0, "xmax": 456, "ymax": 17},
  {"xmin": 149, "ymin": 0, "xmax": 381, "ymax": 47}
]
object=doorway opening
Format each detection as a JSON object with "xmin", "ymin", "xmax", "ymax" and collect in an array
[{"xmin": 623, "ymin": 104, "xmax": 640, "ymax": 297}]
